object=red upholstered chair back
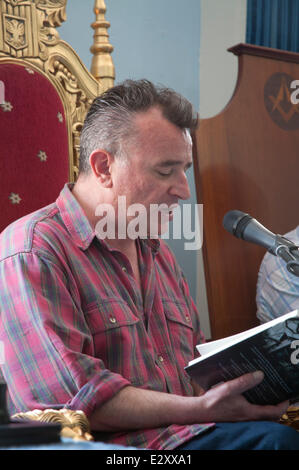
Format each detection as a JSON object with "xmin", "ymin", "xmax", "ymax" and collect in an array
[
  {"xmin": 0, "ymin": 0, "xmax": 103, "ymax": 233},
  {"xmin": 0, "ymin": 62, "xmax": 69, "ymax": 232}
]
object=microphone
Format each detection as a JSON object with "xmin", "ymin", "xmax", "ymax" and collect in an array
[{"xmin": 223, "ymin": 210, "xmax": 299, "ymax": 277}]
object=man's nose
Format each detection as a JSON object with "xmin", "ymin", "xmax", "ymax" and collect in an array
[{"xmin": 168, "ymin": 173, "xmax": 191, "ymax": 200}]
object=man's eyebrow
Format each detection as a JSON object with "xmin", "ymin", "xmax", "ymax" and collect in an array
[{"xmin": 156, "ymin": 160, "xmax": 193, "ymax": 169}]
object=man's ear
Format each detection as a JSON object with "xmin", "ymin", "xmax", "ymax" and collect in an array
[{"xmin": 89, "ymin": 149, "xmax": 114, "ymax": 188}]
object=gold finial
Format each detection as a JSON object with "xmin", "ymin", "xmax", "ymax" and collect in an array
[{"xmin": 90, "ymin": 0, "xmax": 115, "ymax": 92}]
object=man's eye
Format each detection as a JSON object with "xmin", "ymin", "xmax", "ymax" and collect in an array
[{"xmin": 157, "ymin": 170, "xmax": 172, "ymax": 177}]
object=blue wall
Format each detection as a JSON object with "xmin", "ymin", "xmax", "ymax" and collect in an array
[{"xmin": 59, "ymin": 0, "xmax": 201, "ymax": 302}]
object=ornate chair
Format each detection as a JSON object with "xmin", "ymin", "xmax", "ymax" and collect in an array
[{"xmin": 0, "ymin": 0, "xmax": 114, "ymax": 233}]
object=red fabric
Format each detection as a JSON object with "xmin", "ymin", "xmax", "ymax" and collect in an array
[{"xmin": 0, "ymin": 63, "xmax": 69, "ymax": 232}]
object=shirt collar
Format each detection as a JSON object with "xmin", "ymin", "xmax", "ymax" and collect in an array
[
  {"xmin": 56, "ymin": 183, "xmax": 95, "ymax": 250},
  {"xmin": 56, "ymin": 183, "xmax": 161, "ymax": 255},
  {"xmin": 142, "ymin": 238, "xmax": 160, "ymax": 256}
]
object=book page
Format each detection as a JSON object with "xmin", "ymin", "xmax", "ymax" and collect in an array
[{"xmin": 196, "ymin": 331, "xmax": 249, "ymax": 355}]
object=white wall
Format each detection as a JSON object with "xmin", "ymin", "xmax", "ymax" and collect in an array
[
  {"xmin": 199, "ymin": 0, "xmax": 248, "ymax": 119},
  {"xmin": 197, "ymin": 0, "xmax": 247, "ymax": 339}
]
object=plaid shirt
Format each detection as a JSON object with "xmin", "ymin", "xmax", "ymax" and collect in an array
[
  {"xmin": 256, "ymin": 226, "xmax": 299, "ymax": 324},
  {"xmin": 0, "ymin": 184, "xmax": 213, "ymax": 449}
]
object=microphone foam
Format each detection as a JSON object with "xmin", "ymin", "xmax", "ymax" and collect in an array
[{"xmin": 223, "ymin": 210, "xmax": 250, "ymax": 237}]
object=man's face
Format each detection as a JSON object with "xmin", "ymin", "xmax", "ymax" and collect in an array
[{"xmin": 111, "ymin": 107, "xmax": 193, "ymax": 236}]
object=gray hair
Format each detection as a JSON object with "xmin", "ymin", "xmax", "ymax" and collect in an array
[{"xmin": 79, "ymin": 79, "xmax": 198, "ymax": 174}]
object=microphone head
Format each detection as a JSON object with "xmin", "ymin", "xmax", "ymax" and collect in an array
[{"xmin": 223, "ymin": 210, "xmax": 252, "ymax": 239}]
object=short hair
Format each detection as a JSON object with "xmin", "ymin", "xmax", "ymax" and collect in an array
[{"xmin": 79, "ymin": 79, "xmax": 198, "ymax": 174}]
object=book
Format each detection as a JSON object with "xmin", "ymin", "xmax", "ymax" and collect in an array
[{"xmin": 185, "ymin": 310, "xmax": 299, "ymax": 405}]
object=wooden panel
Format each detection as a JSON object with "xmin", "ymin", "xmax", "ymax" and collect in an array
[{"xmin": 194, "ymin": 43, "xmax": 299, "ymax": 339}]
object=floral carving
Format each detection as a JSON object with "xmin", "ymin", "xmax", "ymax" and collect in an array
[
  {"xmin": 12, "ymin": 408, "xmax": 94, "ymax": 441},
  {"xmin": 35, "ymin": 0, "xmax": 67, "ymax": 28}
]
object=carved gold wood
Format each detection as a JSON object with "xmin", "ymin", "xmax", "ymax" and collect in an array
[
  {"xmin": 0, "ymin": 0, "xmax": 107, "ymax": 181},
  {"xmin": 12, "ymin": 408, "xmax": 94, "ymax": 441},
  {"xmin": 90, "ymin": 0, "xmax": 115, "ymax": 91}
]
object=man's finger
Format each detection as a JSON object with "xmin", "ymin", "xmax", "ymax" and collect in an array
[{"xmin": 223, "ymin": 370, "xmax": 264, "ymax": 396}]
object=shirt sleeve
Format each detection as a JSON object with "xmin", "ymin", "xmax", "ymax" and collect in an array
[
  {"xmin": 0, "ymin": 251, "xmax": 131, "ymax": 417},
  {"xmin": 256, "ymin": 251, "xmax": 299, "ymax": 324}
]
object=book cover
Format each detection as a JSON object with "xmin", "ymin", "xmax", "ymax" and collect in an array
[{"xmin": 185, "ymin": 310, "xmax": 299, "ymax": 405}]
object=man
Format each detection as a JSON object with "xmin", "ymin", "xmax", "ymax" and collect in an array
[
  {"xmin": 0, "ymin": 80, "xmax": 299, "ymax": 450},
  {"xmin": 257, "ymin": 226, "xmax": 299, "ymax": 323}
]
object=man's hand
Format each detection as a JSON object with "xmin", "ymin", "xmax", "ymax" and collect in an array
[{"xmin": 195, "ymin": 370, "xmax": 289, "ymax": 423}]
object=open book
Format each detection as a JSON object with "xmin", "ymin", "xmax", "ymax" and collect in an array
[{"xmin": 185, "ymin": 310, "xmax": 299, "ymax": 405}]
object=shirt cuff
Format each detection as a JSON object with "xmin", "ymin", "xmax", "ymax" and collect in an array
[{"xmin": 65, "ymin": 369, "xmax": 131, "ymax": 417}]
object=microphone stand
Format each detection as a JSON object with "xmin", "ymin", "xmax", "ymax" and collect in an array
[{"xmin": 270, "ymin": 236, "xmax": 299, "ymax": 277}]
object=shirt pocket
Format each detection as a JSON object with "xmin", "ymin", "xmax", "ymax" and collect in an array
[
  {"xmin": 84, "ymin": 298, "xmax": 140, "ymax": 377},
  {"xmin": 162, "ymin": 298, "xmax": 195, "ymax": 364}
]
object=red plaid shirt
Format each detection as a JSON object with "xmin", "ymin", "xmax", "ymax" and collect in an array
[{"xmin": 0, "ymin": 184, "xmax": 213, "ymax": 449}]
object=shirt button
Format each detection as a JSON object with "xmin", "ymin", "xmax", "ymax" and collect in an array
[
  {"xmin": 158, "ymin": 355, "xmax": 164, "ymax": 363},
  {"xmin": 122, "ymin": 266, "xmax": 127, "ymax": 272},
  {"xmin": 109, "ymin": 316, "xmax": 117, "ymax": 324},
  {"xmin": 185, "ymin": 315, "xmax": 191, "ymax": 322}
]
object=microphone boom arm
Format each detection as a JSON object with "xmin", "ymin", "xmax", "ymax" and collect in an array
[{"xmin": 273, "ymin": 236, "xmax": 299, "ymax": 277}]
